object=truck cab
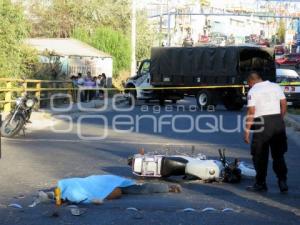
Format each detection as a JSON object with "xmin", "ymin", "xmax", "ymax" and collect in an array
[
  {"xmin": 125, "ymin": 59, "xmax": 154, "ymax": 103},
  {"xmin": 125, "ymin": 58, "xmax": 183, "ymax": 105}
]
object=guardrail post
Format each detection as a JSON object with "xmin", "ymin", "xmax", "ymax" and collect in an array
[
  {"xmin": 35, "ymin": 81, "xmax": 41, "ymax": 110},
  {"xmin": 4, "ymin": 81, "xmax": 12, "ymax": 112},
  {"xmin": 68, "ymin": 82, "xmax": 74, "ymax": 103},
  {"xmin": 23, "ymin": 80, "xmax": 27, "ymax": 95}
]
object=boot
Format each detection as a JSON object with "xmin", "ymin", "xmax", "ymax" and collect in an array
[
  {"xmin": 278, "ymin": 180, "xmax": 288, "ymax": 193},
  {"xmin": 246, "ymin": 183, "xmax": 268, "ymax": 192}
]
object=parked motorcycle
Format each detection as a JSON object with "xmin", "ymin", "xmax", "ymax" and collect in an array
[{"xmin": 1, "ymin": 94, "xmax": 37, "ymax": 138}]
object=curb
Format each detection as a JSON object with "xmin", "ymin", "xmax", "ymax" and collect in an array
[{"xmin": 285, "ymin": 114, "xmax": 300, "ymax": 131}]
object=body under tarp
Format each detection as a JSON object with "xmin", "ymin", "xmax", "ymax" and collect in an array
[
  {"xmin": 58, "ymin": 175, "xmax": 135, "ymax": 203},
  {"xmin": 150, "ymin": 46, "xmax": 275, "ymax": 86}
]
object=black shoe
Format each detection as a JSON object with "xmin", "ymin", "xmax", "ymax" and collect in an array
[
  {"xmin": 278, "ymin": 180, "xmax": 288, "ymax": 193},
  {"xmin": 246, "ymin": 183, "xmax": 268, "ymax": 192}
]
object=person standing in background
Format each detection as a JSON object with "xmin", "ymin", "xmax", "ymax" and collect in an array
[{"xmin": 84, "ymin": 72, "xmax": 96, "ymax": 101}]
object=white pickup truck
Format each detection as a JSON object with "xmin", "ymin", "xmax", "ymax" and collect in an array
[{"xmin": 276, "ymin": 69, "xmax": 300, "ymax": 107}]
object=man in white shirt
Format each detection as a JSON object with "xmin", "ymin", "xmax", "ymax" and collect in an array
[{"xmin": 244, "ymin": 71, "xmax": 288, "ymax": 193}]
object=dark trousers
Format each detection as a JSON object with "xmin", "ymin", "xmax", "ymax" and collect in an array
[
  {"xmin": 84, "ymin": 90, "xmax": 95, "ymax": 101},
  {"xmin": 251, "ymin": 114, "xmax": 288, "ymax": 184}
]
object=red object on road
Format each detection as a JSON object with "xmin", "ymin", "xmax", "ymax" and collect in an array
[{"xmin": 276, "ymin": 53, "xmax": 300, "ymax": 68}]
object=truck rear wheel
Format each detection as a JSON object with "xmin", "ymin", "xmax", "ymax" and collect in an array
[{"xmin": 196, "ymin": 90, "xmax": 213, "ymax": 108}]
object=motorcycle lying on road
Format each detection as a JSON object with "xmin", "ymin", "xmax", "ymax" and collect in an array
[
  {"xmin": 128, "ymin": 149, "xmax": 256, "ymax": 183},
  {"xmin": 1, "ymin": 94, "xmax": 37, "ymax": 138}
]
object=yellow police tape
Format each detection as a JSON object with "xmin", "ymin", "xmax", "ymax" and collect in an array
[
  {"xmin": 88, "ymin": 85, "xmax": 246, "ymax": 91},
  {"xmin": 279, "ymin": 82, "xmax": 300, "ymax": 86}
]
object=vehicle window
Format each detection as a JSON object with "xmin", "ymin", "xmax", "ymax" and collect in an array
[
  {"xmin": 140, "ymin": 61, "xmax": 150, "ymax": 75},
  {"xmin": 289, "ymin": 77, "xmax": 300, "ymax": 82},
  {"xmin": 239, "ymin": 58, "xmax": 252, "ymax": 72},
  {"xmin": 277, "ymin": 76, "xmax": 300, "ymax": 83}
]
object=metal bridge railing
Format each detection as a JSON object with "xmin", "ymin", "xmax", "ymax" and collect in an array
[{"xmin": 0, "ymin": 78, "xmax": 74, "ymax": 112}]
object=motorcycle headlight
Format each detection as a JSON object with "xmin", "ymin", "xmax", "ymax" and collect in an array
[
  {"xmin": 209, "ymin": 168, "xmax": 216, "ymax": 175},
  {"xmin": 25, "ymin": 99, "xmax": 35, "ymax": 108},
  {"xmin": 16, "ymin": 97, "xmax": 22, "ymax": 106}
]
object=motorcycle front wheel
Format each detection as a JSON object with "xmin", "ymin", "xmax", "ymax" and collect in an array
[{"xmin": 1, "ymin": 114, "xmax": 25, "ymax": 138}]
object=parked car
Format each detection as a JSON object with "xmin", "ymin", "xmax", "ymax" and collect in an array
[
  {"xmin": 275, "ymin": 53, "xmax": 300, "ymax": 69},
  {"xmin": 274, "ymin": 45, "xmax": 285, "ymax": 59},
  {"xmin": 274, "ymin": 45, "xmax": 285, "ymax": 55},
  {"xmin": 276, "ymin": 68, "xmax": 300, "ymax": 107}
]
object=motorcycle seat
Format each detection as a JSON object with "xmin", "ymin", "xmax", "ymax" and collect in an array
[{"xmin": 160, "ymin": 157, "xmax": 188, "ymax": 177}]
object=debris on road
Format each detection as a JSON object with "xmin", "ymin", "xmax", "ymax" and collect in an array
[
  {"xmin": 28, "ymin": 201, "xmax": 39, "ymax": 208},
  {"xmin": 70, "ymin": 206, "xmax": 86, "ymax": 216},
  {"xmin": 14, "ymin": 194, "xmax": 25, "ymax": 199},
  {"xmin": 222, "ymin": 208, "xmax": 238, "ymax": 213},
  {"xmin": 238, "ymin": 162, "xmax": 256, "ymax": 177},
  {"xmin": 126, "ymin": 207, "xmax": 139, "ymax": 212},
  {"xmin": 126, "ymin": 207, "xmax": 143, "ymax": 220},
  {"xmin": 29, "ymin": 191, "xmax": 53, "ymax": 208},
  {"xmin": 182, "ymin": 208, "xmax": 197, "ymax": 212},
  {"xmin": 8, "ymin": 203, "xmax": 23, "ymax": 209},
  {"xmin": 179, "ymin": 207, "xmax": 240, "ymax": 213},
  {"xmin": 201, "ymin": 207, "xmax": 217, "ymax": 212}
]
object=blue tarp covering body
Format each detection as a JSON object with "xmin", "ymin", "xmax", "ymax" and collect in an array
[{"xmin": 57, "ymin": 175, "xmax": 135, "ymax": 203}]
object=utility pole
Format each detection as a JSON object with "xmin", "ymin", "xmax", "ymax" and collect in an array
[
  {"xmin": 167, "ymin": 0, "xmax": 171, "ymax": 46},
  {"xmin": 0, "ymin": 114, "xmax": 2, "ymax": 159},
  {"xmin": 131, "ymin": 0, "xmax": 137, "ymax": 76},
  {"xmin": 159, "ymin": 4, "xmax": 163, "ymax": 46}
]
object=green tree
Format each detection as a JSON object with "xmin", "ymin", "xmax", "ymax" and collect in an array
[
  {"xmin": 27, "ymin": 0, "xmax": 154, "ymax": 74},
  {"xmin": 73, "ymin": 26, "xmax": 131, "ymax": 76},
  {"xmin": 28, "ymin": 0, "xmax": 131, "ymax": 38},
  {"xmin": 277, "ymin": 19, "xmax": 286, "ymax": 44},
  {"xmin": 136, "ymin": 11, "xmax": 155, "ymax": 61},
  {"xmin": 0, "ymin": 0, "xmax": 37, "ymax": 78}
]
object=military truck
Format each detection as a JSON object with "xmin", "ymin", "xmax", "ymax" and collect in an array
[{"xmin": 125, "ymin": 46, "xmax": 275, "ymax": 110}]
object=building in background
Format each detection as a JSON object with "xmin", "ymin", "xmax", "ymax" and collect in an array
[
  {"xmin": 143, "ymin": 0, "xmax": 300, "ymax": 48},
  {"xmin": 25, "ymin": 38, "xmax": 113, "ymax": 84}
]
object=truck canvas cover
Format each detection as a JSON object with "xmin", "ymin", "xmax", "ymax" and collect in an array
[{"xmin": 150, "ymin": 46, "xmax": 275, "ymax": 86}]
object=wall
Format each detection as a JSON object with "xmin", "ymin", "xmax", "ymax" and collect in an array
[{"xmin": 67, "ymin": 56, "xmax": 113, "ymax": 78}]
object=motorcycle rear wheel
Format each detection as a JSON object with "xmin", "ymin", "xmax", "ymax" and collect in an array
[{"xmin": 1, "ymin": 114, "xmax": 25, "ymax": 138}]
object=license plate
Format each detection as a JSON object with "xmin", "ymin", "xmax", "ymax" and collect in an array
[{"xmin": 287, "ymin": 102, "xmax": 293, "ymax": 106}]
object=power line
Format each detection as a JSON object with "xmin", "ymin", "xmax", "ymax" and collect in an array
[{"xmin": 149, "ymin": 12, "xmax": 300, "ymax": 19}]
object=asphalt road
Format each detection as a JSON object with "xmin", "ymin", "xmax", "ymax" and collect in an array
[{"xmin": 0, "ymin": 98, "xmax": 299, "ymax": 225}]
